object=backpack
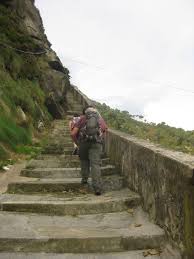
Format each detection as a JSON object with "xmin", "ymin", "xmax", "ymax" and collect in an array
[{"xmin": 80, "ymin": 111, "xmax": 101, "ymax": 142}]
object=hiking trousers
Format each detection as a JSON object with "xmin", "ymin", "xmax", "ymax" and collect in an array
[{"xmin": 79, "ymin": 142, "xmax": 102, "ymax": 192}]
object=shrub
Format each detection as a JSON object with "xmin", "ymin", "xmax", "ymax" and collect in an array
[{"xmin": 97, "ymin": 102, "xmax": 194, "ymax": 155}]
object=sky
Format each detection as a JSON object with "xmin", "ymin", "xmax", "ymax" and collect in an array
[{"xmin": 35, "ymin": 0, "xmax": 194, "ymax": 130}]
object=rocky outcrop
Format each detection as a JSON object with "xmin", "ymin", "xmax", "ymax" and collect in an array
[{"xmin": 0, "ymin": 0, "xmax": 70, "ymax": 119}]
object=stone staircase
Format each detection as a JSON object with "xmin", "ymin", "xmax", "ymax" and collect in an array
[
  {"xmin": 66, "ymin": 90, "xmax": 84, "ymax": 116},
  {"xmin": 0, "ymin": 116, "xmax": 169, "ymax": 258}
]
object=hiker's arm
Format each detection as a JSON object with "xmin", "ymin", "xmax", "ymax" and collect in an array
[
  {"xmin": 71, "ymin": 127, "xmax": 79, "ymax": 145},
  {"xmin": 100, "ymin": 118, "xmax": 108, "ymax": 133},
  {"xmin": 69, "ymin": 120, "xmax": 72, "ymax": 131}
]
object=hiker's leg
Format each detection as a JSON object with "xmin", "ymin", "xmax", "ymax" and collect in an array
[
  {"xmin": 80, "ymin": 160, "xmax": 90, "ymax": 183},
  {"xmin": 72, "ymin": 143, "xmax": 79, "ymax": 155},
  {"xmin": 89, "ymin": 143, "xmax": 102, "ymax": 193},
  {"xmin": 79, "ymin": 142, "xmax": 90, "ymax": 183}
]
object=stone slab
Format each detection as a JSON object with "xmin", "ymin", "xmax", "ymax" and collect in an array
[
  {"xmin": 21, "ymin": 165, "xmax": 117, "ymax": 178},
  {"xmin": 42, "ymin": 150, "xmax": 73, "ymax": 155},
  {"xmin": 0, "ymin": 189, "xmax": 140, "ymax": 215},
  {"xmin": 0, "ymin": 208, "xmax": 165, "ymax": 253},
  {"xmin": 7, "ymin": 175, "xmax": 124, "ymax": 193},
  {"xmin": 26, "ymin": 158, "xmax": 110, "ymax": 168},
  {"xmin": 0, "ymin": 251, "xmax": 179, "ymax": 259},
  {"xmin": 35, "ymin": 155, "xmax": 79, "ymax": 160},
  {"xmin": 67, "ymin": 111, "xmax": 82, "ymax": 115}
]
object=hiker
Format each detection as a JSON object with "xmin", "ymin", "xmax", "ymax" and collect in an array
[
  {"xmin": 71, "ymin": 105, "xmax": 107, "ymax": 195},
  {"xmin": 69, "ymin": 113, "xmax": 80, "ymax": 155}
]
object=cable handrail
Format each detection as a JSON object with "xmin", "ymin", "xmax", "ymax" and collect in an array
[{"xmin": 0, "ymin": 40, "xmax": 47, "ymax": 55}]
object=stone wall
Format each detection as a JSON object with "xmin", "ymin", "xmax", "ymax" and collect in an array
[
  {"xmin": 106, "ymin": 129, "xmax": 194, "ymax": 258},
  {"xmin": 69, "ymin": 84, "xmax": 92, "ymax": 107}
]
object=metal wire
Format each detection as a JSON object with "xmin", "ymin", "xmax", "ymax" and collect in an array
[{"xmin": 0, "ymin": 40, "xmax": 47, "ymax": 55}]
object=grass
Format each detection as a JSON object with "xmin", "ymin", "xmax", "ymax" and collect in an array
[
  {"xmin": 0, "ymin": 2, "xmax": 70, "ymax": 167},
  {"xmin": 0, "ymin": 144, "xmax": 7, "ymax": 159},
  {"xmin": 0, "ymin": 70, "xmax": 49, "ymax": 122},
  {"xmin": 0, "ymin": 114, "xmax": 31, "ymax": 151},
  {"xmin": 15, "ymin": 145, "xmax": 42, "ymax": 158}
]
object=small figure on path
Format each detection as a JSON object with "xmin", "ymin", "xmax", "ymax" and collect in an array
[
  {"xmin": 69, "ymin": 113, "xmax": 80, "ymax": 155},
  {"xmin": 71, "ymin": 105, "xmax": 107, "ymax": 195}
]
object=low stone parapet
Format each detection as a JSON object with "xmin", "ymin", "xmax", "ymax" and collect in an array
[{"xmin": 106, "ymin": 129, "xmax": 194, "ymax": 258}]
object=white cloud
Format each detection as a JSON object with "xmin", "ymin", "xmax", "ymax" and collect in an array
[
  {"xmin": 144, "ymin": 91, "xmax": 194, "ymax": 130},
  {"xmin": 35, "ymin": 0, "xmax": 194, "ymax": 130}
]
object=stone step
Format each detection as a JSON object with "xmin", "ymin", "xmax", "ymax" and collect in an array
[
  {"xmin": 51, "ymin": 130, "xmax": 70, "ymax": 133},
  {"xmin": 35, "ymin": 154, "xmax": 79, "ymax": 160},
  {"xmin": 0, "ymin": 250, "xmax": 176, "ymax": 259},
  {"xmin": 52, "ymin": 123, "xmax": 69, "ymax": 126},
  {"xmin": 68, "ymin": 102, "xmax": 83, "ymax": 107},
  {"xmin": 0, "ymin": 208, "xmax": 165, "ymax": 253},
  {"xmin": 68, "ymin": 106, "xmax": 83, "ymax": 112},
  {"xmin": 43, "ymin": 140, "xmax": 72, "ymax": 145},
  {"xmin": 60, "ymin": 139, "xmax": 74, "ymax": 143},
  {"xmin": 67, "ymin": 111, "xmax": 82, "ymax": 116},
  {"xmin": 66, "ymin": 93, "xmax": 75, "ymax": 99},
  {"xmin": 21, "ymin": 165, "xmax": 117, "ymax": 178},
  {"xmin": 68, "ymin": 105, "xmax": 83, "ymax": 109},
  {"xmin": 49, "ymin": 132, "xmax": 71, "ymax": 137},
  {"xmin": 51, "ymin": 130, "xmax": 70, "ymax": 134},
  {"xmin": 0, "ymin": 189, "xmax": 140, "ymax": 215},
  {"xmin": 66, "ymin": 97, "xmax": 82, "ymax": 103},
  {"xmin": 26, "ymin": 157, "xmax": 110, "ymax": 168},
  {"xmin": 66, "ymin": 115, "xmax": 79, "ymax": 119},
  {"xmin": 42, "ymin": 148, "xmax": 73, "ymax": 155},
  {"xmin": 48, "ymin": 132, "xmax": 70, "ymax": 136},
  {"xmin": 7, "ymin": 175, "xmax": 124, "ymax": 194},
  {"xmin": 44, "ymin": 142, "xmax": 73, "ymax": 148}
]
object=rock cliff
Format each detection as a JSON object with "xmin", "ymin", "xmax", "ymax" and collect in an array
[
  {"xmin": 0, "ymin": 0, "xmax": 71, "ymax": 160},
  {"xmin": 0, "ymin": 0, "xmax": 70, "ymax": 120}
]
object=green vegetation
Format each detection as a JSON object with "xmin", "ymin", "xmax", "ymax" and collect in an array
[
  {"xmin": 0, "ymin": 70, "xmax": 48, "ymax": 120},
  {"xmin": 0, "ymin": 144, "xmax": 7, "ymax": 159},
  {"xmin": 0, "ymin": 114, "xmax": 31, "ymax": 150},
  {"xmin": 0, "ymin": 3, "xmax": 50, "ymax": 163},
  {"xmin": 0, "ymin": 4, "xmax": 42, "ymax": 52},
  {"xmin": 97, "ymin": 103, "xmax": 194, "ymax": 155},
  {"xmin": 0, "ymin": 2, "xmax": 71, "ymax": 167}
]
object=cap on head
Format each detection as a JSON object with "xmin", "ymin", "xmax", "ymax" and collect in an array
[
  {"xmin": 73, "ymin": 113, "xmax": 80, "ymax": 117},
  {"xmin": 83, "ymin": 105, "xmax": 95, "ymax": 114}
]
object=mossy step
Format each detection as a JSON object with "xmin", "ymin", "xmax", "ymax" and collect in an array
[
  {"xmin": 7, "ymin": 175, "xmax": 124, "ymax": 194},
  {"xmin": 26, "ymin": 157, "xmax": 110, "ymax": 168},
  {"xmin": 0, "ymin": 208, "xmax": 165, "ymax": 253},
  {"xmin": 21, "ymin": 165, "xmax": 117, "ymax": 178},
  {"xmin": 0, "ymin": 189, "xmax": 140, "ymax": 215}
]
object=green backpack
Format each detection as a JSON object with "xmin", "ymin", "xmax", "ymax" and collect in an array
[{"xmin": 80, "ymin": 111, "xmax": 101, "ymax": 142}]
